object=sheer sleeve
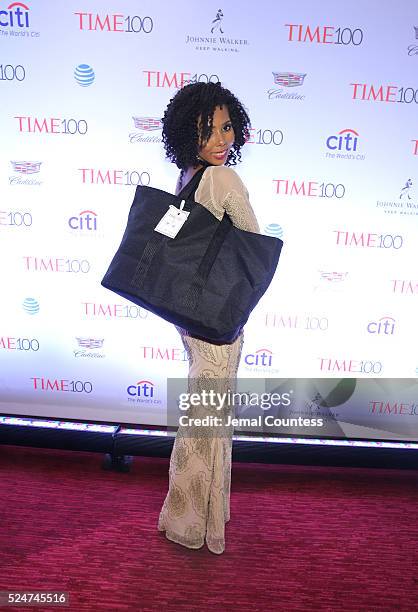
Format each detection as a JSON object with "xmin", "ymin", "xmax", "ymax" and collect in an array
[{"xmin": 194, "ymin": 166, "xmax": 260, "ymax": 233}]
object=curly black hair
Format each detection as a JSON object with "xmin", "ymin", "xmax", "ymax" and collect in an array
[{"xmin": 161, "ymin": 81, "xmax": 251, "ymax": 172}]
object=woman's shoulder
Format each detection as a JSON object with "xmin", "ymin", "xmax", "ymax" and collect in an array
[
  {"xmin": 204, "ymin": 164, "xmax": 240, "ymax": 179},
  {"xmin": 203, "ymin": 165, "xmax": 247, "ymax": 191}
]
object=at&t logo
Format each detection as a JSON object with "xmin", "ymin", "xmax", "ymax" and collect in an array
[
  {"xmin": 264, "ymin": 223, "xmax": 284, "ymax": 239},
  {"xmin": 74, "ymin": 64, "xmax": 95, "ymax": 86},
  {"xmin": 68, "ymin": 210, "xmax": 98, "ymax": 231},
  {"xmin": 22, "ymin": 297, "xmax": 39, "ymax": 314},
  {"xmin": 367, "ymin": 316, "xmax": 396, "ymax": 335}
]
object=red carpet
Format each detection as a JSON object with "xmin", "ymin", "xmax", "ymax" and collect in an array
[{"xmin": 0, "ymin": 444, "xmax": 417, "ymax": 611}]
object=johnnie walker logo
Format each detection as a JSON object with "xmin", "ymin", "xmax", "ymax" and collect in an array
[
  {"xmin": 185, "ymin": 8, "xmax": 249, "ymax": 53},
  {"xmin": 407, "ymin": 26, "xmax": 418, "ymax": 56}
]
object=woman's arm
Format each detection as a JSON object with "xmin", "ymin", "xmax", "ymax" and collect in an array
[{"xmin": 195, "ymin": 165, "xmax": 260, "ymax": 233}]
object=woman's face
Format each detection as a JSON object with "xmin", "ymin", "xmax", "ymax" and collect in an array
[{"xmin": 198, "ymin": 105, "xmax": 235, "ymax": 166}]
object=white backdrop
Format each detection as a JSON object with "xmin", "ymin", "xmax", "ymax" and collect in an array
[{"xmin": 1, "ymin": 1, "xmax": 417, "ymax": 439}]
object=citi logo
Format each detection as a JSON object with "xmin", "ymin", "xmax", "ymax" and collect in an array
[
  {"xmin": 244, "ymin": 349, "xmax": 273, "ymax": 367},
  {"xmin": 367, "ymin": 316, "xmax": 395, "ymax": 335},
  {"xmin": 127, "ymin": 380, "xmax": 155, "ymax": 397},
  {"xmin": 68, "ymin": 210, "xmax": 97, "ymax": 231},
  {"xmin": 326, "ymin": 129, "xmax": 359, "ymax": 152},
  {"xmin": 0, "ymin": 2, "xmax": 30, "ymax": 28}
]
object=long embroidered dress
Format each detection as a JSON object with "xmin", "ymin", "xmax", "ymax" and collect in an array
[{"xmin": 158, "ymin": 165, "xmax": 260, "ymax": 554}]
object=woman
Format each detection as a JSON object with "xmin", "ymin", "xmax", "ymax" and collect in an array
[{"xmin": 157, "ymin": 81, "xmax": 260, "ymax": 554}]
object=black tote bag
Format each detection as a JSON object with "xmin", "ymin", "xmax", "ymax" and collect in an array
[{"xmin": 101, "ymin": 167, "xmax": 283, "ymax": 343}]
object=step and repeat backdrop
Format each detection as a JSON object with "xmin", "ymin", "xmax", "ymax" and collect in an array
[{"xmin": 1, "ymin": 1, "xmax": 417, "ymax": 440}]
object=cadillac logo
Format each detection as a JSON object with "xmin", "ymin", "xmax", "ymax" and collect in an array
[
  {"xmin": 11, "ymin": 161, "xmax": 42, "ymax": 174},
  {"xmin": 76, "ymin": 338, "xmax": 104, "ymax": 349},
  {"xmin": 132, "ymin": 117, "xmax": 163, "ymax": 131},
  {"xmin": 272, "ymin": 72, "xmax": 306, "ymax": 87}
]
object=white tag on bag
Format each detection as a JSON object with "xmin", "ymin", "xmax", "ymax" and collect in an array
[{"xmin": 154, "ymin": 200, "xmax": 190, "ymax": 238}]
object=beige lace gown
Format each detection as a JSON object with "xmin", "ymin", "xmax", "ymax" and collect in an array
[{"xmin": 158, "ymin": 165, "xmax": 260, "ymax": 554}]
